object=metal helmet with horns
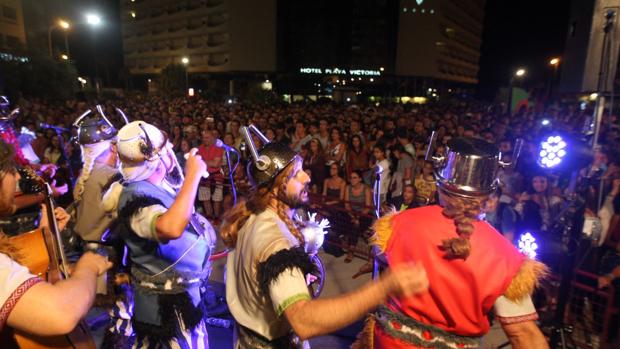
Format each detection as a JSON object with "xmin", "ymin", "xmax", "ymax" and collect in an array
[
  {"xmin": 241, "ymin": 124, "xmax": 297, "ymax": 188},
  {"xmin": 73, "ymin": 105, "xmax": 128, "ymax": 145}
]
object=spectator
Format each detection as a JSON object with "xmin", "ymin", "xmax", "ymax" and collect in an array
[
  {"xmin": 322, "ymin": 163, "xmax": 346, "ymax": 206},
  {"xmin": 414, "ymin": 160, "xmax": 437, "ymax": 206},
  {"xmin": 343, "ymin": 170, "xmax": 372, "ymax": 262},
  {"xmin": 346, "ymin": 134, "xmax": 369, "ymax": 178},
  {"xmin": 197, "ymin": 130, "xmax": 224, "ymax": 219},
  {"xmin": 484, "ymin": 188, "xmax": 519, "ymax": 242},
  {"xmin": 325, "ymin": 127, "xmax": 346, "ymax": 169},
  {"xmin": 303, "ymin": 138, "xmax": 327, "ymax": 193},
  {"xmin": 390, "ymin": 143, "xmax": 415, "ymax": 204},
  {"xmin": 290, "ymin": 120, "xmax": 312, "ymax": 152},
  {"xmin": 371, "ymin": 143, "xmax": 391, "ymax": 204}
]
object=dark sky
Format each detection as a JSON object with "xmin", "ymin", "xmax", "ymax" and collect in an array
[
  {"xmin": 477, "ymin": 0, "xmax": 571, "ymax": 99},
  {"xmin": 67, "ymin": 0, "xmax": 572, "ymax": 96}
]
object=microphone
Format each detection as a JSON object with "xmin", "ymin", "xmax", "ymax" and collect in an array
[
  {"xmin": 374, "ymin": 164, "xmax": 384, "ymax": 175},
  {"xmin": 39, "ymin": 122, "xmax": 70, "ymax": 132},
  {"xmin": 215, "ymin": 139, "xmax": 238, "ymax": 153},
  {"xmin": 183, "ymin": 148, "xmax": 210, "ymax": 179}
]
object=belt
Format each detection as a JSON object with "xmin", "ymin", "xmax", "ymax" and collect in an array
[{"xmin": 375, "ymin": 305, "xmax": 481, "ymax": 349}]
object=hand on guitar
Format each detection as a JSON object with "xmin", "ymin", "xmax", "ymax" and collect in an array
[
  {"xmin": 40, "ymin": 204, "xmax": 71, "ymax": 231},
  {"xmin": 75, "ymin": 252, "xmax": 113, "ymax": 277}
]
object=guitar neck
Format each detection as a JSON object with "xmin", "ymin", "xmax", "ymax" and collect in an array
[{"xmin": 43, "ymin": 183, "xmax": 70, "ymax": 277}]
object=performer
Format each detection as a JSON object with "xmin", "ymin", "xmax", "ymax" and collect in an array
[
  {"xmin": 102, "ymin": 121, "xmax": 215, "ymax": 348},
  {"xmin": 72, "ymin": 106, "xmax": 121, "ymax": 245},
  {"xmin": 220, "ymin": 125, "xmax": 429, "ymax": 349},
  {"xmin": 0, "ymin": 139, "xmax": 111, "ymax": 337},
  {"xmin": 0, "ymin": 96, "xmax": 67, "ymax": 214},
  {"xmin": 354, "ymin": 137, "xmax": 549, "ymax": 349}
]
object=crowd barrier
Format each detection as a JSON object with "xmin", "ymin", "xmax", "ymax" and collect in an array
[{"xmin": 538, "ymin": 270, "xmax": 618, "ymax": 349}]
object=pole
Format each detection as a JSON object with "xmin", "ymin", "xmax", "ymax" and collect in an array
[
  {"xmin": 47, "ymin": 25, "xmax": 55, "ymax": 58},
  {"xmin": 64, "ymin": 32, "xmax": 70, "ymax": 57},
  {"xmin": 592, "ymin": 95, "xmax": 605, "ymax": 149}
]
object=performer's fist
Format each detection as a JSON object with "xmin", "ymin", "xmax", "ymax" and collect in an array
[
  {"xmin": 75, "ymin": 252, "xmax": 113, "ymax": 276},
  {"xmin": 185, "ymin": 148, "xmax": 208, "ymax": 179},
  {"xmin": 382, "ymin": 262, "xmax": 429, "ymax": 298}
]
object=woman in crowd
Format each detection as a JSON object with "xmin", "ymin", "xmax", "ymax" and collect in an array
[
  {"xmin": 325, "ymin": 127, "xmax": 346, "ymax": 170},
  {"xmin": 303, "ymin": 138, "xmax": 327, "ymax": 193},
  {"xmin": 323, "ymin": 162, "xmax": 346, "ymax": 206},
  {"xmin": 343, "ymin": 169, "xmax": 372, "ymax": 262},
  {"xmin": 346, "ymin": 134, "xmax": 369, "ymax": 179}
]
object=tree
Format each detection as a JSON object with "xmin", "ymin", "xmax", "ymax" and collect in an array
[
  {"xmin": 0, "ymin": 50, "xmax": 78, "ymax": 99},
  {"xmin": 157, "ymin": 64, "xmax": 186, "ymax": 96}
]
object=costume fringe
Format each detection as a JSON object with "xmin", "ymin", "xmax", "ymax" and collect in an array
[
  {"xmin": 504, "ymin": 258, "xmax": 549, "ymax": 302},
  {"xmin": 369, "ymin": 210, "xmax": 397, "ymax": 253},
  {"xmin": 118, "ymin": 195, "xmax": 165, "ymax": 222},
  {"xmin": 350, "ymin": 315, "xmax": 375, "ymax": 349},
  {"xmin": 133, "ymin": 291, "xmax": 205, "ymax": 344},
  {"xmin": 256, "ymin": 247, "xmax": 317, "ymax": 296},
  {"xmin": 100, "ymin": 331, "xmax": 135, "ymax": 349}
]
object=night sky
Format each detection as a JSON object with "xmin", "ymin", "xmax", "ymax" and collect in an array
[
  {"xmin": 67, "ymin": 0, "xmax": 572, "ymax": 98},
  {"xmin": 477, "ymin": 0, "xmax": 571, "ymax": 99}
]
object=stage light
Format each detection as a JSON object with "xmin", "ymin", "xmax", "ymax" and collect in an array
[
  {"xmin": 517, "ymin": 232, "xmax": 538, "ymax": 259},
  {"xmin": 538, "ymin": 135, "xmax": 568, "ymax": 169},
  {"xmin": 541, "ymin": 119, "xmax": 550, "ymax": 126}
]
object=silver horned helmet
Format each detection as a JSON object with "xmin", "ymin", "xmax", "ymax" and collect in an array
[
  {"xmin": 241, "ymin": 124, "xmax": 298, "ymax": 188},
  {"xmin": 73, "ymin": 105, "xmax": 129, "ymax": 145},
  {"xmin": 425, "ymin": 132, "xmax": 523, "ymax": 198}
]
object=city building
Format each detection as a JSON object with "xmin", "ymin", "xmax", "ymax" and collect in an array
[
  {"xmin": 396, "ymin": 0, "xmax": 485, "ymax": 85},
  {"xmin": 0, "ymin": 0, "xmax": 26, "ymax": 52},
  {"xmin": 120, "ymin": 0, "xmax": 276, "ymax": 76}
]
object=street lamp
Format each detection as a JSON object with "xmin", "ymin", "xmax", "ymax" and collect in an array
[
  {"xmin": 60, "ymin": 54, "xmax": 68, "ymax": 60},
  {"xmin": 181, "ymin": 57, "xmax": 189, "ymax": 89},
  {"xmin": 86, "ymin": 13, "xmax": 102, "ymax": 26},
  {"xmin": 508, "ymin": 68, "xmax": 527, "ymax": 113},
  {"xmin": 48, "ymin": 19, "xmax": 71, "ymax": 58},
  {"xmin": 548, "ymin": 58, "xmax": 560, "ymax": 99}
]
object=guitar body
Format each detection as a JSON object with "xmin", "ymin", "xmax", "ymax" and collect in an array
[{"xmin": 2, "ymin": 228, "xmax": 97, "ymax": 349}]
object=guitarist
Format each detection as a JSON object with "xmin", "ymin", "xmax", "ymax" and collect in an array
[{"xmin": 0, "ymin": 139, "xmax": 112, "ymax": 337}]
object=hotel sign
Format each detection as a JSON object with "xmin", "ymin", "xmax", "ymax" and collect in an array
[{"xmin": 299, "ymin": 67, "xmax": 381, "ymax": 76}]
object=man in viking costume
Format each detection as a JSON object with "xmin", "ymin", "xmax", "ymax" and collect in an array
[
  {"xmin": 102, "ymin": 121, "xmax": 215, "ymax": 348},
  {"xmin": 72, "ymin": 105, "xmax": 124, "ymax": 246},
  {"xmin": 354, "ymin": 137, "xmax": 549, "ymax": 349},
  {"xmin": 220, "ymin": 125, "xmax": 429, "ymax": 349}
]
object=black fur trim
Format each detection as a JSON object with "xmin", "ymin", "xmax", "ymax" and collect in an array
[
  {"xmin": 119, "ymin": 195, "xmax": 165, "ymax": 223},
  {"xmin": 100, "ymin": 331, "xmax": 135, "ymax": 349},
  {"xmin": 256, "ymin": 247, "xmax": 317, "ymax": 296},
  {"xmin": 132, "ymin": 291, "xmax": 205, "ymax": 344}
]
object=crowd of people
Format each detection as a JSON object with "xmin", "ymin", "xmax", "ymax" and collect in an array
[
  {"xmin": 1, "ymin": 93, "xmax": 620, "ymax": 347},
  {"xmin": 9, "ymin": 96, "xmax": 620, "ymax": 248}
]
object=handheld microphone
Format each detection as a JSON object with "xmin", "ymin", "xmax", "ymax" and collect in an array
[
  {"xmin": 184, "ymin": 148, "xmax": 210, "ymax": 179},
  {"xmin": 39, "ymin": 122, "xmax": 70, "ymax": 132}
]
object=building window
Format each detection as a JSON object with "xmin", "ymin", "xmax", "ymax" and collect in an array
[{"xmin": 3, "ymin": 6, "xmax": 17, "ymax": 20}]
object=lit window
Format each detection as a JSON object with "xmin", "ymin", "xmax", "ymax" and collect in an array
[
  {"xmin": 403, "ymin": 7, "xmax": 407, "ymax": 12},
  {"xmin": 412, "ymin": 8, "xmax": 416, "ymax": 13},
  {"xmin": 430, "ymin": 9, "xmax": 434, "ymax": 14},
  {"xmin": 421, "ymin": 9, "xmax": 425, "ymax": 13}
]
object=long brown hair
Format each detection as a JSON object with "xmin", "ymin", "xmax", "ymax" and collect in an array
[
  {"xmin": 439, "ymin": 188, "xmax": 485, "ymax": 260},
  {"xmin": 220, "ymin": 159, "xmax": 305, "ymax": 248}
]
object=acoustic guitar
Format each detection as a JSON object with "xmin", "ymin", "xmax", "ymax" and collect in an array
[{"xmin": 0, "ymin": 182, "xmax": 96, "ymax": 349}]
